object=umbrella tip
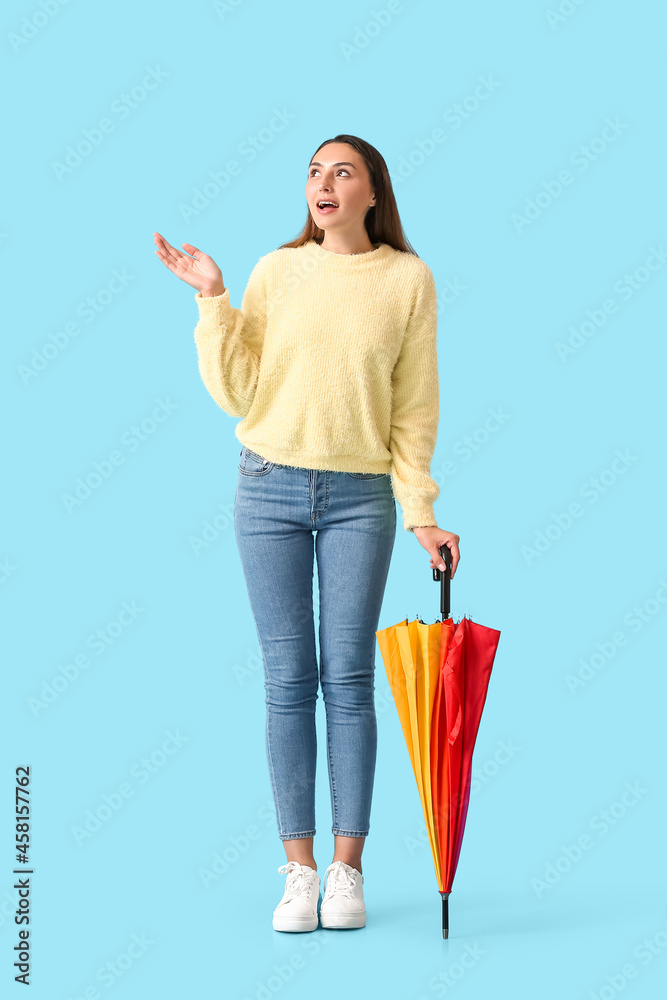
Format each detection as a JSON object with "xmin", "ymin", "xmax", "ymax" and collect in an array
[{"xmin": 441, "ymin": 891, "xmax": 450, "ymax": 939}]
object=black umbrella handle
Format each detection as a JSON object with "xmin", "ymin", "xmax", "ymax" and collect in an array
[{"xmin": 432, "ymin": 543, "xmax": 453, "ymax": 619}]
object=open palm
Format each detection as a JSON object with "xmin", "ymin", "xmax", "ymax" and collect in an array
[{"xmin": 153, "ymin": 232, "xmax": 224, "ymax": 294}]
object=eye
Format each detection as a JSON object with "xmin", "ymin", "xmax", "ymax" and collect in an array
[{"xmin": 308, "ymin": 168, "xmax": 351, "ymax": 177}]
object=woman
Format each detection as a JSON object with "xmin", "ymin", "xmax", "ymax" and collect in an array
[{"xmin": 153, "ymin": 134, "xmax": 460, "ymax": 933}]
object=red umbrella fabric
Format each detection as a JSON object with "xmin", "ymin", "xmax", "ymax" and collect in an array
[{"xmin": 431, "ymin": 605, "xmax": 501, "ymax": 934}]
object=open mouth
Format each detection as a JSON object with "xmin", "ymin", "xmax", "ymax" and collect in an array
[{"xmin": 316, "ymin": 200, "xmax": 339, "ymax": 213}]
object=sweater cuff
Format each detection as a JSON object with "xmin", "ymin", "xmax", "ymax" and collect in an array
[
  {"xmin": 401, "ymin": 502, "xmax": 438, "ymax": 532},
  {"xmin": 194, "ymin": 288, "xmax": 234, "ymax": 327}
]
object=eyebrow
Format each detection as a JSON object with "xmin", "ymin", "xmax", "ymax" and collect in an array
[{"xmin": 309, "ymin": 161, "xmax": 357, "ymax": 169}]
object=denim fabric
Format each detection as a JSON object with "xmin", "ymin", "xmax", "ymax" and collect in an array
[{"xmin": 233, "ymin": 445, "xmax": 396, "ymax": 840}]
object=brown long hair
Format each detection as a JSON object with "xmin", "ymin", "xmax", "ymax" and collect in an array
[{"xmin": 278, "ymin": 134, "xmax": 419, "ymax": 256}]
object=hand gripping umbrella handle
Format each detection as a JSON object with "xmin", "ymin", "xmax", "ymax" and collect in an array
[{"xmin": 432, "ymin": 543, "xmax": 453, "ymax": 619}]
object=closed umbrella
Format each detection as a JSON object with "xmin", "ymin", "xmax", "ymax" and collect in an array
[{"xmin": 375, "ymin": 545, "xmax": 501, "ymax": 936}]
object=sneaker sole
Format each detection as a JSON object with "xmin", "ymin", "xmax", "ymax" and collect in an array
[
  {"xmin": 319, "ymin": 911, "xmax": 366, "ymax": 929},
  {"xmin": 272, "ymin": 913, "xmax": 319, "ymax": 932}
]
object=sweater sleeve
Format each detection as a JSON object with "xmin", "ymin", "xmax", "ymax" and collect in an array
[
  {"xmin": 192, "ymin": 255, "xmax": 268, "ymax": 418},
  {"xmin": 389, "ymin": 266, "xmax": 441, "ymax": 532}
]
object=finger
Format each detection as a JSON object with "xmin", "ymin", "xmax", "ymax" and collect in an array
[
  {"xmin": 154, "ymin": 232, "xmax": 175, "ymax": 252},
  {"xmin": 154, "ymin": 249, "xmax": 178, "ymax": 271},
  {"xmin": 428, "ymin": 548, "xmax": 446, "ymax": 572},
  {"xmin": 153, "ymin": 243, "xmax": 187, "ymax": 274},
  {"xmin": 154, "ymin": 233, "xmax": 186, "ymax": 264},
  {"xmin": 163, "ymin": 241, "xmax": 188, "ymax": 265},
  {"xmin": 182, "ymin": 242, "xmax": 204, "ymax": 259},
  {"xmin": 440, "ymin": 540, "xmax": 460, "ymax": 577},
  {"xmin": 449, "ymin": 548, "xmax": 460, "ymax": 578}
]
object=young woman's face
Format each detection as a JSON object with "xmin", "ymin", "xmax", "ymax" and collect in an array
[{"xmin": 306, "ymin": 143, "xmax": 376, "ymax": 234}]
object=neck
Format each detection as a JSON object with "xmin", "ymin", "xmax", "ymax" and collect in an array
[{"xmin": 318, "ymin": 229, "xmax": 376, "ymax": 255}]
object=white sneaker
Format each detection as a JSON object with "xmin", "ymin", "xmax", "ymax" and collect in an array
[
  {"xmin": 272, "ymin": 861, "xmax": 321, "ymax": 932},
  {"xmin": 319, "ymin": 861, "xmax": 366, "ymax": 929}
]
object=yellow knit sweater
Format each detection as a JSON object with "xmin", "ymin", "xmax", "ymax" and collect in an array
[{"xmin": 193, "ymin": 238, "xmax": 440, "ymax": 531}]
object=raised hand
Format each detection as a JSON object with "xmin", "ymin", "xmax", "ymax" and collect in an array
[{"xmin": 153, "ymin": 232, "xmax": 225, "ymax": 296}]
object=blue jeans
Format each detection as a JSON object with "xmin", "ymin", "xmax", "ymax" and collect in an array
[{"xmin": 233, "ymin": 445, "xmax": 396, "ymax": 840}]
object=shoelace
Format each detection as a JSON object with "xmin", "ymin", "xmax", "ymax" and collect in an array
[
  {"xmin": 277, "ymin": 862, "xmax": 318, "ymax": 901},
  {"xmin": 324, "ymin": 862, "xmax": 358, "ymax": 900}
]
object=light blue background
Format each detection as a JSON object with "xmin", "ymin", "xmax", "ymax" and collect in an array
[{"xmin": 3, "ymin": 1, "xmax": 665, "ymax": 997}]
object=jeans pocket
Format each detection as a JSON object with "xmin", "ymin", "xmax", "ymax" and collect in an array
[
  {"xmin": 239, "ymin": 445, "xmax": 275, "ymax": 476},
  {"xmin": 345, "ymin": 472, "xmax": 388, "ymax": 480}
]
